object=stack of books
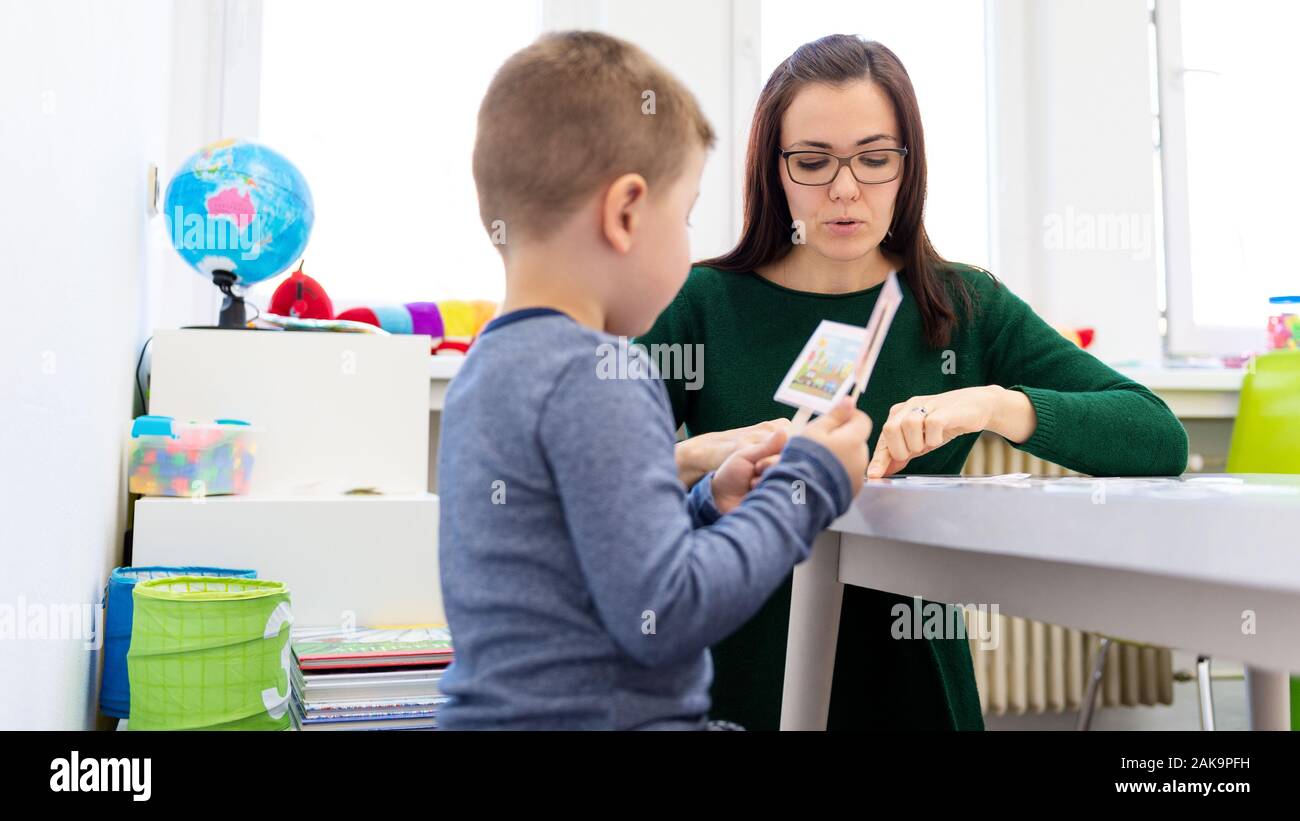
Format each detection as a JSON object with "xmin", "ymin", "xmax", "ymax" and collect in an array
[{"xmin": 289, "ymin": 626, "xmax": 453, "ymax": 731}]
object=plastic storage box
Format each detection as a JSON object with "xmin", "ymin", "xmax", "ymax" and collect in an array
[
  {"xmin": 127, "ymin": 415, "xmax": 258, "ymax": 497},
  {"xmin": 1267, "ymin": 296, "xmax": 1300, "ymax": 351}
]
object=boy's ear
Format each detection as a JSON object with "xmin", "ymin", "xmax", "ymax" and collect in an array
[{"xmin": 600, "ymin": 173, "xmax": 648, "ymax": 255}]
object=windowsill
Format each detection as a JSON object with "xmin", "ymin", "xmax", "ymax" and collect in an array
[
  {"xmin": 430, "ymin": 356, "xmax": 1243, "ymax": 418},
  {"xmin": 1109, "ymin": 362, "xmax": 1243, "ymax": 420},
  {"xmin": 1110, "ymin": 362, "xmax": 1245, "ymax": 392},
  {"xmin": 430, "ymin": 356, "xmax": 465, "ymax": 381},
  {"xmin": 430, "ymin": 356, "xmax": 466, "ymax": 411}
]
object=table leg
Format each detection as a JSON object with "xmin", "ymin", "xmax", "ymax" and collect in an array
[
  {"xmin": 1245, "ymin": 666, "xmax": 1291, "ymax": 730},
  {"xmin": 780, "ymin": 530, "xmax": 844, "ymax": 730}
]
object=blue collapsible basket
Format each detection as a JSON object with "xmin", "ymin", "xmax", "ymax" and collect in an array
[{"xmin": 100, "ymin": 566, "xmax": 257, "ymax": 718}]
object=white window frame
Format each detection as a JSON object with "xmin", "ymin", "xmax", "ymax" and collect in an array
[
  {"xmin": 1154, "ymin": 0, "xmax": 1261, "ymax": 356},
  {"xmin": 216, "ymin": 0, "xmax": 263, "ymax": 140}
]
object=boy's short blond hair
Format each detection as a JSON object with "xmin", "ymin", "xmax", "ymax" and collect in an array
[{"xmin": 473, "ymin": 30, "xmax": 715, "ymax": 245}]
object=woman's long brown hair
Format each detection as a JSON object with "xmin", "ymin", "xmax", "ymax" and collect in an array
[{"xmin": 700, "ymin": 34, "xmax": 975, "ymax": 348}]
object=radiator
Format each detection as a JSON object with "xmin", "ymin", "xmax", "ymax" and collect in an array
[{"xmin": 960, "ymin": 433, "xmax": 1175, "ymax": 714}]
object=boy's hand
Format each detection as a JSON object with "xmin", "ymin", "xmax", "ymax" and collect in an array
[
  {"xmin": 711, "ymin": 428, "xmax": 789, "ymax": 514},
  {"xmin": 781, "ymin": 398, "xmax": 872, "ymax": 498},
  {"xmin": 675, "ymin": 418, "xmax": 793, "ymax": 488},
  {"xmin": 754, "ymin": 397, "xmax": 873, "ymax": 493}
]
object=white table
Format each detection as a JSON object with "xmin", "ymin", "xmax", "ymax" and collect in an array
[{"xmin": 780, "ymin": 473, "xmax": 1300, "ymax": 730}]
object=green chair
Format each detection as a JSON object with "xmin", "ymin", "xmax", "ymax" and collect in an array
[{"xmin": 1226, "ymin": 349, "xmax": 1300, "ymax": 729}]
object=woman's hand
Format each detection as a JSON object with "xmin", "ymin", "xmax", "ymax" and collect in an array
[
  {"xmin": 674, "ymin": 418, "xmax": 793, "ymax": 488},
  {"xmin": 866, "ymin": 385, "xmax": 1037, "ymax": 478}
]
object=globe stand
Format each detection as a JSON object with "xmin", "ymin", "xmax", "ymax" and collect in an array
[{"xmin": 212, "ymin": 270, "xmax": 248, "ymax": 329}]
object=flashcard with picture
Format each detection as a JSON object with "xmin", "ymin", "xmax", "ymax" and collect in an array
[
  {"xmin": 773, "ymin": 270, "xmax": 904, "ymax": 417},
  {"xmin": 773, "ymin": 320, "xmax": 869, "ymax": 414}
]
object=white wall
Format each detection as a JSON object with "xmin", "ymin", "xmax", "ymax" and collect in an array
[{"xmin": 0, "ymin": 0, "xmax": 220, "ymax": 729}]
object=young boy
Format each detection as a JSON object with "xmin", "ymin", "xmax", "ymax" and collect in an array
[{"xmin": 437, "ymin": 31, "xmax": 871, "ymax": 730}]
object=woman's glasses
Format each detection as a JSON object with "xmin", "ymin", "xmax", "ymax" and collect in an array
[{"xmin": 779, "ymin": 147, "xmax": 908, "ymax": 186}]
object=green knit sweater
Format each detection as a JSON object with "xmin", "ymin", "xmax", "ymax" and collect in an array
[{"xmin": 637, "ymin": 264, "xmax": 1189, "ymax": 730}]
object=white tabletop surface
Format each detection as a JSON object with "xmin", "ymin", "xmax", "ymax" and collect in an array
[
  {"xmin": 831, "ymin": 474, "xmax": 1300, "ymax": 595},
  {"xmin": 1110, "ymin": 364, "xmax": 1245, "ymax": 391}
]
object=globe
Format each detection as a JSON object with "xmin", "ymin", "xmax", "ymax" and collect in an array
[{"xmin": 163, "ymin": 139, "xmax": 314, "ymax": 288}]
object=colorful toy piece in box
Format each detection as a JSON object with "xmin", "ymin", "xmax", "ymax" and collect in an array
[
  {"xmin": 267, "ymin": 260, "xmax": 333, "ymax": 320},
  {"xmin": 336, "ymin": 299, "xmax": 496, "ymax": 354},
  {"xmin": 101, "ymin": 566, "xmax": 257, "ymax": 719},
  {"xmin": 127, "ymin": 415, "xmax": 257, "ymax": 497}
]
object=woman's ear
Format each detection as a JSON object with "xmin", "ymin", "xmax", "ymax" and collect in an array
[{"xmin": 600, "ymin": 172, "xmax": 648, "ymax": 254}]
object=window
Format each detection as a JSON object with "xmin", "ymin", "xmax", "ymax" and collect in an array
[
  {"xmin": 254, "ymin": 0, "xmax": 542, "ymax": 307},
  {"xmin": 759, "ymin": 0, "xmax": 991, "ymax": 272},
  {"xmin": 1156, "ymin": 0, "xmax": 1300, "ymax": 355},
  {"xmin": 250, "ymin": 1, "xmax": 992, "ymax": 307}
]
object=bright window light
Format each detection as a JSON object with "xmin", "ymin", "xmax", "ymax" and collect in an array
[{"xmin": 256, "ymin": 0, "xmax": 542, "ymax": 307}]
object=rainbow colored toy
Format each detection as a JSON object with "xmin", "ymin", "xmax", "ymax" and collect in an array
[
  {"xmin": 335, "ymin": 299, "xmax": 496, "ymax": 354},
  {"xmin": 335, "ymin": 302, "xmax": 444, "ymax": 341},
  {"xmin": 433, "ymin": 299, "xmax": 497, "ymax": 355},
  {"xmin": 127, "ymin": 415, "xmax": 257, "ymax": 497}
]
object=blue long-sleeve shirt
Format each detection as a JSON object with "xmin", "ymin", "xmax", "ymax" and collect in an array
[{"xmin": 436, "ymin": 308, "xmax": 852, "ymax": 729}]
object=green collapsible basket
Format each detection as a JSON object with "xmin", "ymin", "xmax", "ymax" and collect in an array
[{"xmin": 127, "ymin": 576, "xmax": 293, "ymax": 730}]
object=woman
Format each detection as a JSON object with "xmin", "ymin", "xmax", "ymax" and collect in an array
[{"xmin": 638, "ymin": 34, "xmax": 1188, "ymax": 730}]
